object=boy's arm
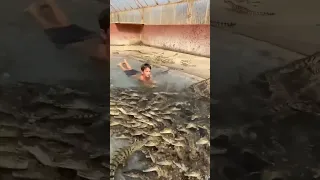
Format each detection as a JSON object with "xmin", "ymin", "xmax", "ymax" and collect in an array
[{"xmin": 69, "ymin": 38, "xmax": 108, "ymax": 60}]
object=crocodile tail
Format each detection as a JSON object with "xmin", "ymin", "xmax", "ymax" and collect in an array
[
  {"xmin": 251, "ymin": 11, "xmax": 275, "ymax": 16},
  {"xmin": 49, "ymin": 114, "xmax": 66, "ymax": 119},
  {"xmin": 110, "ymin": 154, "xmax": 122, "ymax": 178},
  {"xmin": 73, "ymin": 113, "xmax": 99, "ymax": 119},
  {"xmin": 211, "ymin": 21, "xmax": 236, "ymax": 27},
  {"xmin": 109, "ymin": 163, "xmax": 117, "ymax": 179}
]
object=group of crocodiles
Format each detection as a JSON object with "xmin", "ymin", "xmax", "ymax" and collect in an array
[
  {"xmin": 211, "ymin": 52, "xmax": 320, "ymax": 179},
  {"xmin": 251, "ymin": 51, "xmax": 320, "ymax": 116},
  {"xmin": 0, "ymin": 78, "xmax": 210, "ymax": 180},
  {"xmin": 0, "ymin": 82, "xmax": 109, "ymax": 180},
  {"xmin": 109, "ymin": 82, "xmax": 211, "ymax": 180},
  {"xmin": 212, "ymin": 0, "xmax": 275, "ymax": 28}
]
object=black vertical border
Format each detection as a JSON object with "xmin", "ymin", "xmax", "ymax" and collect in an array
[
  {"xmin": 209, "ymin": 0, "xmax": 213, "ymax": 178},
  {"xmin": 106, "ymin": 0, "xmax": 111, "ymax": 177}
]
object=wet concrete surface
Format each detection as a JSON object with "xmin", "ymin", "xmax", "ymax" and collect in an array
[{"xmin": 0, "ymin": 0, "xmax": 108, "ymax": 94}]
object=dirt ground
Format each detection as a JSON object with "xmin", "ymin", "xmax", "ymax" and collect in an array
[{"xmin": 110, "ymin": 45, "xmax": 211, "ymax": 79}]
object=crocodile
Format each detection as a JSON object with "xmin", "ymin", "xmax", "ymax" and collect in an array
[
  {"xmin": 256, "ymin": 51, "xmax": 320, "ymax": 78},
  {"xmin": 251, "ymin": 52, "xmax": 320, "ymax": 113},
  {"xmin": 211, "ymin": 20, "xmax": 236, "ymax": 28},
  {"xmin": 123, "ymin": 170, "xmax": 152, "ymax": 180},
  {"xmin": 188, "ymin": 78, "xmax": 210, "ymax": 99},
  {"xmin": 110, "ymin": 140, "xmax": 147, "ymax": 180},
  {"xmin": 142, "ymin": 165, "xmax": 170, "ymax": 179},
  {"xmin": 224, "ymin": 0, "xmax": 275, "ymax": 16}
]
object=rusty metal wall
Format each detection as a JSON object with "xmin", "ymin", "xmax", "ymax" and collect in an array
[{"xmin": 110, "ymin": 0, "xmax": 210, "ymax": 25}]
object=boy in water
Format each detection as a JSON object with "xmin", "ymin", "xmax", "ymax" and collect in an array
[
  {"xmin": 118, "ymin": 59, "xmax": 155, "ymax": 86},
  {"xmin": 25, "ymin": 0, "xmax": 109, "ymax": 61}
]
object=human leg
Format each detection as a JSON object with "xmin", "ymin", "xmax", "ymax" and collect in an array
[
  {"xmin": 44, "ymin": 0, "xmax": 69, "ymax": 26},
  {"xmin": 25, "ymin": 0, "xmax": 70, "ymax": 28},
  {"xmin": 25, "ymin": 1, "xmax": 57, "ymax": 29},
  {"xmin": 122, "ymin": 59, "xmax": 133, "ymax": 70},
  {"xmin": 118, "ymin": 60, "xmax": 139, "ymax": 76},
  {"xmin": 26, "ymin": 0, "xmax": 95, "ymax": 48},
  {"xmin": 118, "ymin": 62, "xmax": 129, "ymax": 71}
]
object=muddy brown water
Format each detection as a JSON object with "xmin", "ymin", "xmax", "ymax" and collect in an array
[{"xmin": 110, "ymin": 56, "xmax": 199, "ymax": 89}]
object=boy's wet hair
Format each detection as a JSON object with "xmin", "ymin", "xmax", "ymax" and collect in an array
[
  {"xmin": 141, "ymin": 63, "xmax": 151, "ymax": 71},
  {"xmin": 98, "ymin": 8, "xmax": 109, "ymax": 32}
]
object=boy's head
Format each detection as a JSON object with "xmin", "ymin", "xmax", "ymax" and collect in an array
[
  {"xmin": 98, "ymin": 8, "xmax": 109, "ymax": 42},
  {"xmin": 141, "ymin": 63, "xmax": 152, "ymax": 78}
]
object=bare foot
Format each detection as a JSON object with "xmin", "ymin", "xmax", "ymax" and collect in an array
[
  {"xmin": 25, "ymin": 0, "xmax": 54, "ymax": 13},
  {"xmin": 24, "ymin": 2, "xmax": 39, "ymax": 14}
]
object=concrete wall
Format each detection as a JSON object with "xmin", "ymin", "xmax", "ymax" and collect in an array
[
  {"xmin": 110, "ymin": 23, "xmax": 143, "ymax": 45},
  {"xmin": 110, "ymin": 23, "xmax": 210, "ymax": 57}
]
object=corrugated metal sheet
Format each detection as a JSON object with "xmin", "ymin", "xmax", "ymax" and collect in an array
[
  {"xmin": 110, "ymin": 0, "xmax": 210, "ymax": 25},
  {"xmin": 110, "ymin": 0, "xmax": 178, "ymax": 12}
]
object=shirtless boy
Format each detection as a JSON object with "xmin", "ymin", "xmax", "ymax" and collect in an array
[
  {"xmin": 118, "ymin": 59, "xmax": 155, "ymax": 86},
  {"xmin": 26, "ymin": 0, "xmax": 109, "ymax": 61}
]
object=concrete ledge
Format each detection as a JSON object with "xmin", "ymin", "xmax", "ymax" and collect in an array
[{"xmin": 110, "ymin": 45, "xmax": 210, "ymax": 79}]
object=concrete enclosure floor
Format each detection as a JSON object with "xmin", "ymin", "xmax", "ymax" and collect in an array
[
  {"xmin": 110, "ymin": 45, "xmax": 211, "ymax": 80},
  {"xmin": 212, "ymin": 0, "xmax": 320, "ymax": 55}
]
